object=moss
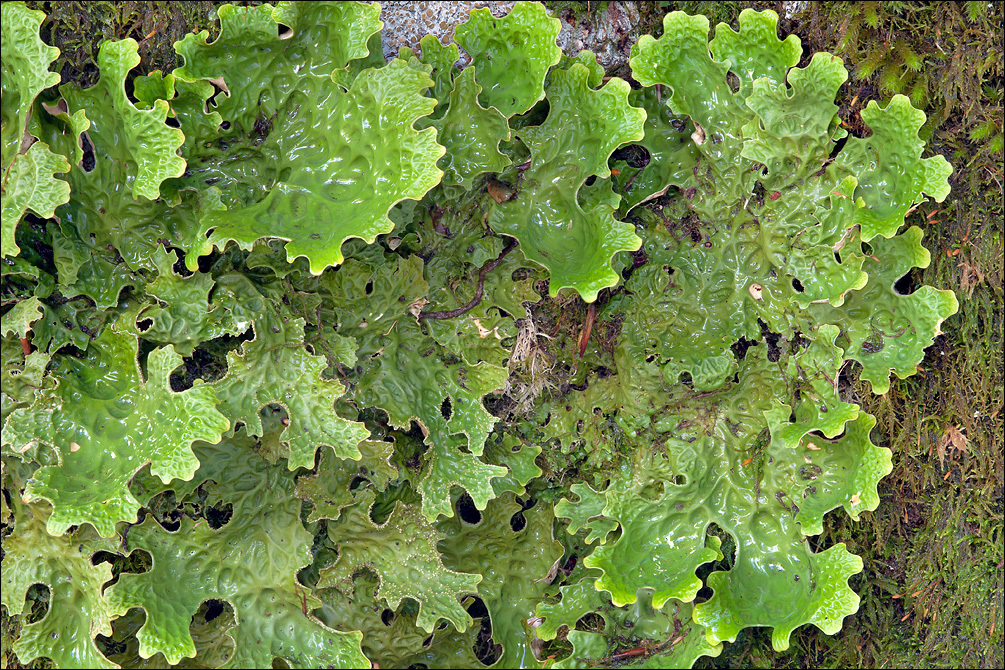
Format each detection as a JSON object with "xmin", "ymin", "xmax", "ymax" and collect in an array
[
  {"xmin": 22, "ymin": 0, "xmax": 265, "ymax": 88},
  {"xmin": 543, "ymin": 0, "xmax": 612, "ymax": 21}
]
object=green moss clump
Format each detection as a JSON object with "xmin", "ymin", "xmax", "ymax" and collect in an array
[{"xmin": 22, "ymin": 1, "xmax": 265, "ymax": 88}]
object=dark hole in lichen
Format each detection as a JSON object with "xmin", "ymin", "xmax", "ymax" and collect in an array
[
  {"xmin": 80, "ymin": 131, "xmax": 96, "ymax": 172},
  {"xmin": 23, "ymin": 584, "xmax": 51, "ymax": 624},
  {"xmin": 611, "ymin": 143, "xmax": 650, "ymax": 168},
  {"xmin": 790, "ymin": 331, "xmax": 812, "ymax": 353},
  {"xmin": 457, "ymin": 492, "xmax": 482, "ymax": 524},
  {"xmin": 828, "ymin": 133, "xmax": 849, "ymax": 160},
  {"xmin": 606, "ymin": 523, "xmax": 623, "ymax": 543},
  {"xmin": 758, "ymin": 319, "xmax": 782, "ymax": 362},
  {"xmin": 381, "ymin": 608, "xmax": 395, "ymax": 626},
  {"xmin": 206, "ymin": 502, "xmax": 233, "ymax": 529},
  {"xmin": 511, "ymin": 98, "xmax": 550, "ymax": 128},
  {"xmin": 695, "ymin": 524, "xmax": 736, "ymax": 603},
  {"xmin": 170, "ymin": 249, "xmax": 193, "ymax": 276},
  {"xmin": 894, "ymin": 271, "xmax": 917, "ymax": 295},
  {"xmin": 96, "ymin": 631, "xmax": 128, "ymax": 658},
  {"xmin": 467, "ymin": 595, "xmax": 500, "ymax": 664},
  {"xmin": 168, "ymin": 367, "xmax": 190, "ymax": 392},
  {"xmin": 623, "ymin": 246, "xmax": 649, "ymax": 281},
  {"xmin": 441, "ymin": 396, "xmax": 452, "ymax": 420},
  {"xmin": 207, "ymin": 82, "xmax": 226, "ymax": 108},
  {"xmin": 576, "ymin": 611, "xmax": 606, "ymax": 633},
  {"xmin": 732, "ymin": 336, "xmax": 758, "ymax": 360},
  {"xmin": 94, "ymin": 538, "xmax": 153, "ymax": 583},
  {"xmin": 792, "ymin": 277, "xmax": 805, "ymax": 292},
  {"xmin": 204, "ymin": 599, "xmax": 227, "ymax": 622}
]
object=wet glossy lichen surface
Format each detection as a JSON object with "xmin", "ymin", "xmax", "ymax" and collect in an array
[{"xmin": 1, "ymin": 2, "xmax": 957, "ymax": 668}]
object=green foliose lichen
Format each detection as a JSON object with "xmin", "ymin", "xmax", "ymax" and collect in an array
[{"xmin": 1, "ymin": 2, "xmax": 959, "ymax": 669}]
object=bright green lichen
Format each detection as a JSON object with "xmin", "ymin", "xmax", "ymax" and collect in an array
[
  {"xmin": 1, "ymin": 2, "xmax": 67, "ymax": 256},
  {"xmin": 321, "ymin": 489, "xmax": 482, "ymax": 634},
  {"xmin": 428, "ymin": 67, "xmax": 512, "ymax": 189},
  {"xmin": 835, "ymin": 96, "xmax": 953, "ymax": 241},
  {"xmin": 488, "ymin": 62, "xmax": 645, "ymax": 301},
  {"xmin": 1, "ymin": 2, "xmax": 963, "ymax": 669},
  {"xmin": 318, "ymin": 571, "xmax": 484, "ymax": 669},
  {"xmin": 455, "ymin": 1, "xmax": 562, "ymax": 117},
  {"xmin": 59, "ymin": 39, "xmax": 185, "ymax": 201},
  {"xmin": 212, "ymin": 314, "xmax": 369, "ymax": 471},
  {"xmin": 105, "ymin": 438, "xmax": 368, "ymax": 668},
  {"xmin": 1, "ymin": 142, "xmax": 71, "ymax": 254},
  {"xmin": 1, "ymin": 501, "xmax": 119, "ymax": 669},
  {"xmin": 203, "ymin": 59, "xmax": 445, "ymax": 273},
  {"xmin": 17, "ymin": 326, "xmax": 230, "ymax": 537},
  {"xmin": 0, "ymin": 3, "xmax": 60, "ymax": 168},
  {"xmin": 438, "ymin": 492, "xmax": 564, "ymax": 667}
]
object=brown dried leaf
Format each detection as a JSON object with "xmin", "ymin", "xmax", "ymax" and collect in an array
[
  {"xmin": 959, "ymin": 259, "xmax": 985, "ymax": 298},
  {"xmin": 936, "ymin": 424, "xmax": 969, "ymax": 468}
]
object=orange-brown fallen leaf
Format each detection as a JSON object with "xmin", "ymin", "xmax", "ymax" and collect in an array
[{"xmin": 936, "ymin": 425, "xmax": 969, "ymax": 468}]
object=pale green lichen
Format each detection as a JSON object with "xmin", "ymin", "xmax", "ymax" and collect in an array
[{"xmin": 0, "ymin": 3, "xmax": 958, "ymax": 668}]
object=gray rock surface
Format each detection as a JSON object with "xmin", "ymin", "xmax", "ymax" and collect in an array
[{"xmin": 379, "ymin": 1, "xmax": 644, "ymax": 70}]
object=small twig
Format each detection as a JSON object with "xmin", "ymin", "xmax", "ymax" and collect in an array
[
  {"xmin": 690, "ymin": 387, "xmax": 729, "ymax": 400},
  {"xmin": 121, "ymin": 522, "xmax": 133, "ymax": 553},
  {"xmin": 419, "ymin": 239, "xmax": 517, "ymax": 320},
  {"xmin": 578, "ymin": 303, "xmax": 596, "ymax": 358},
  {"xmin": 295, "ymin": 584, "xmax": 310, "ymax": 617},
  {"xmin": 621, "ymin": 168, "xmax": 642, "ymax": 193}
]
